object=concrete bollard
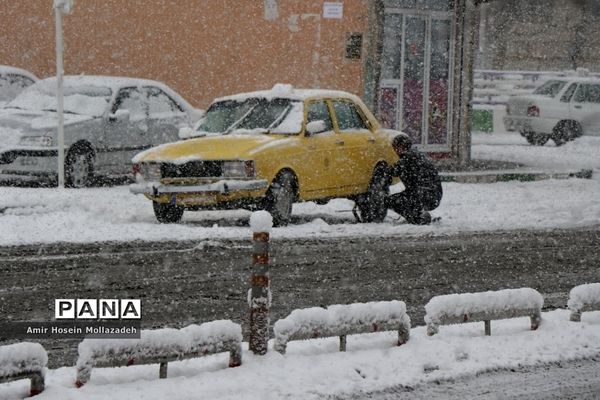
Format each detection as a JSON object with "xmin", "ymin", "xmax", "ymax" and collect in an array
[{"xmin": 249, "ymin": 211, "xmax": 273, "ymax": 355}]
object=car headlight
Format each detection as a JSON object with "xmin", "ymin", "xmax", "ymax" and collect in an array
[
  {"xmin": 222, "ymin": 160, "xmax": 255, "ymax": 178},
  {"xmin": 18, "ymin": 135, "xmax": 53, "ymax": 147},
  {"xmin": 134, "ymin": 163, "xmax": 162, "ymax": 181}
]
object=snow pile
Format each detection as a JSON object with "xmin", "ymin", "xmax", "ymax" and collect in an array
[
  {"xmin": 77, "ymin": 320, "xmax": 242, "ymax": 368},
  {"xmin": 568, "ymin": 283, "xmax": 600, "ymax": 312},
  {"xmin": 0, "ymin": 342, "xmax": 47, "ymax": 377},
  {"xmin": 274, "ymin": 301, "xmax": 410, "ymax": 352},
  {"xmin": 425, "ymin": 288, "xmax": 544, "ymax": 325},
  {"xmin": 249, "ymin": 210, "xmax": 273, "ymax": 233}
]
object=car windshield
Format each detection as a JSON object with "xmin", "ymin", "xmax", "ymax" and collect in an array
[
  {"xmin": 532, "ymin": 80, "xmax": 567, "ymax": 98},
  {"xmin": 194, "ymin": 97, "xmax": 303, "ymax": 135},
  {"xmin": 5, "ymin": 81, "xmax": 112, "ymax": 117}
]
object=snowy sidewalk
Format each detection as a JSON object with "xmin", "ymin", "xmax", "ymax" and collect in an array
[{"xmin": 1, "ymin": 309, "xmax": 599, "ymax": 399}]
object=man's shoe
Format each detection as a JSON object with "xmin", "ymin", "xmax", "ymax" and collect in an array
[{"xmin": 417, "ymin": 211, "xmax": 432, "ymax": 225}]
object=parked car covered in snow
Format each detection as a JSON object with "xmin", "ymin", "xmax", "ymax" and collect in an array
[
  {"xmin": 0, "ymin": 75, "xmax": 203, "ymax": 187},
  {"xmin": 131, "ymin": 84, "xmax": 400, "ymax": 225},
  {"xmin": 503, "ymin": 76, "xmax": 600, "ymax": 146},
  {"xmin": 0, "ymin": 65, "xmax": 38, "ymax": 107}
]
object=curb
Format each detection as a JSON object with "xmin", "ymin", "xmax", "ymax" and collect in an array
[{"xmin": 440, "ymin": 169, "xmax": 593, "ymax": 183}]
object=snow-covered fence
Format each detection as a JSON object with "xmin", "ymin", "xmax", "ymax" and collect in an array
[
  {"xmin": 425, "ymin": 288, "xmax": 543, "ymax": 336},
  {"xmin": 75, "ymin": 320, "xmax": 242, "ymax": 387},
  {"xmin": 273, "ymin": 301, "xmax": 410, "ymax": 354},
  {"xmin": 0, "ymin": 342, "xmax": 47, "ymax": 396},
  {"xmin": 568, "ymin": 283, "xmax": 600, "ymax": 322}
]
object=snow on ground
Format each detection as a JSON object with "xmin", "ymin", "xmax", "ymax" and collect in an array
[
  {"xmin": 1, "ymin": 131, "xmax": 600, "ymax": 398},
  {"xmin": 1, "ymin": 309, "xmax": 599, "ymax": 399},
  {"xmin": 0, "ymin": 131, "xmax": 599, "ymax": 246}
]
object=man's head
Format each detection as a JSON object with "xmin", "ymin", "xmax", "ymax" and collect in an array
[{"xmin": 392, "ymin": 134, "xmax": 412, "ymax": 156}]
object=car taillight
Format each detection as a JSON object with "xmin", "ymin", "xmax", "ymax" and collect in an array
[
  {"xmin": 245, "ymin": 160, "xmax": 256, "ymax": 178},
  {"xmin": 527, "ymin": 105, "xmax": 540, "ymax": 117},
  {"xmin": 132, "ymin": 163, "xmax": 141, "ymax": 175}
]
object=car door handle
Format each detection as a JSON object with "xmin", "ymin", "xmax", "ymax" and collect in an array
[
  {"xmin": 574, "ymin": 105, "xmax": 582, "ymax": 109},
  {"xmin": 367, "ymin": 137, "xmax": 376, "ymax": 143},
  {"xmin": 335, "ymin": 140, "xmax": 345, "ymax": 146}
]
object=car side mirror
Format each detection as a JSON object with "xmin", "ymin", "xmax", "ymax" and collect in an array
[
  {"xmin": 178, "ymin": 126, "xmax": 194, "ymax": 139},
  {"xmin": 109, "ymin": 109, "xmax": 130, "ymax": 123},
  {"xmin": 306, "ymin": 120, "xmax": 327, "ymax": 135}
]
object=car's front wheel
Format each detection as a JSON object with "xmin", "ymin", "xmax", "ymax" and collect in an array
[
  {"xmin": 552, "ymin": 120, "xmax": 581, "ymax": 146},
  {"xmin": 264, "ymin": 171, "xmax": 296, "ymax": 227},
  {"xmin": 153, "ymin": 201, "xmax": 184, "ymax": 223},
  {"xmin": 354, "ymin": 166, "xmax": 391, "ymax": 223},
  {"xmin": 524, "ymin": 131, "xmax": 550, "ymax": 146}
]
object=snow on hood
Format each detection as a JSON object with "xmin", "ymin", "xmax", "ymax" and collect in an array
[
  {"xmin": 132, "ymin": 134, "xmax": 278, "ymax": 164},
  {"xmin": 0, "ymin": 109, "xmax": 95, "ymax": 132}
]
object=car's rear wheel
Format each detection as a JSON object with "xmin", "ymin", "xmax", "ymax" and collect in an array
[
  {"xmin": 552, "ymin": 120, "xmax": 581, "ymax": 146},
  {"xmin": 264, "ymin": 171, "xmax": 296, "ymax": 227},
  {"xmin": 65, "ymin": 145, "xmax": 94, "ymax": 188},
  {"xmin": 524, "ymin": 131, "xmax": 550, "ymax": 146},
  {"xmin": 354, "ymin": 166, "xmax": 391, "ymax": 223},
  {"xmin": 153, "ymin": 201, "xmax": 184, "ymax": 223}
]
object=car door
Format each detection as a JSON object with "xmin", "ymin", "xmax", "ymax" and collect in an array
[
  {"xmin": 104, "ymin": 87, "xmax": 150, "ymax": 174},
  {"xmin": 297, "ymin": 99, "xmax": 339, "ymax": 196},
  {"xmin": 145, "ymin": 86, "xmax": 189, "ymax": 146},
  {"xmin": 330, "ymin": 99, "xmax": 377, "ymax": 192},
  {"xmin": 570, "ymin": 83, "xmax": 600, "ymax": 135}
]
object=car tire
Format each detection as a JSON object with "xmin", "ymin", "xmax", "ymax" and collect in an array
[
  {"xmin": 153, "ymin": 201, "xmax": 184, "ymax": 223},
  {"xmin": 354, "ymin": 166, "xmax": 391, "ymax": 223},
  {"xmin": 524, "ymin": 132, "xmax": 550, "ymax": 146},
  {"xmin": 552, "ymin": 121, "xmax": 581, "ymax": 146},
  {"xmin": 65, "ymin": 145, "xmax": 94, "ymax": 188},
  {"xmin": 264, "ymin": 171, "xmax": 296, "ymax": 227}
]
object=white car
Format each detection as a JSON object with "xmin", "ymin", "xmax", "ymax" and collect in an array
[
  {"xmin": 504, "ymin": 77, "xmax": 600, "ymax": 146},
  {"xmin": 0, "ymin": 65, "xmax": 38, "ymax": 107},
  {"xmin": 0, "ymin": 76, "xmax": 203, "ymax": 187}
]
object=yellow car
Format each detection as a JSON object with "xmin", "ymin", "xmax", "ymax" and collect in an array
[{"xmin": 131, "ymin": 84, "xmax": 400, "ymax": 225}]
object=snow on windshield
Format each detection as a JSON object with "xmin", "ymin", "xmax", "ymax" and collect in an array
[
  {"xmin": 194, "ymin": 97, "xmax": 303, "ymax": 136},
  {"xmin": 6, "ymin": 81, "xmax": 111, "ymax": 117}
]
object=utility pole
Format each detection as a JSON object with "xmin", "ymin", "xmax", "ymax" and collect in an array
[{"xmin": 53, "ymin": 0, "xmax": 73, "ymax": 188}]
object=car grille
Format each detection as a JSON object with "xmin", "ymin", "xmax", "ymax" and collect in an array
[{"xmin": 161, "ymin": 161, "xmax": 223, "ymax": 178}]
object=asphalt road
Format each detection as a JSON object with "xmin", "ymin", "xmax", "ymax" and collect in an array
[{"xmin": 0, "ymin": 227, "xmax": 599, "ymax": 371}]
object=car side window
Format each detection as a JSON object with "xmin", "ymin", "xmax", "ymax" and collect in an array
[
  {"xmin": 572, "ymin": 84, "xmax": 600, "ymax": 104},
  {"xmin": 560, "ymin": 83, "xmax": 577, "ymax": 103},
  {"xmin": 113, "ymin": 87, "xmax": 148, "ymax": 120},
  {"xmin": 586, "ymin": 84, "xmax": 600, "ymax": 103},
  {"xmin": 306, "ymin": 100, "xmax": 333, "ymax": 132},
  {"xmin": 146, "ymin": 86, "xmax": 183, "ymax": 116},
  {"xmin": 332, "ymin": 100, "xmax": 369, "ymax": 131}
]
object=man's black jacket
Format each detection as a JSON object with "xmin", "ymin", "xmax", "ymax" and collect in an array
[{"xmin": 391, "ymin": 148, "xmax": 443, "ymax": 199}]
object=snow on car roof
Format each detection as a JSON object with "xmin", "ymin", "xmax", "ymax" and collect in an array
[
  {"xmin": 33, "ymin": 75, "xmax": 195, "ymax": 111},
  {"xmin": 0, "ymin": 65, "xmax": 38, "ymax": 81},
  {"xmin": 214, "ymin": 83, "xmax": 364, "ymax": 104},
  {"xmin": 38, "ymin": 75, "xmax": 170, "ymax": 91}
]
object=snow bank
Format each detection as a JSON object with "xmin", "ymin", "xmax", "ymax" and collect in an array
[
  {"xmin": 0, "ymin": 342, "xmax": 47, "ymax": 377},
  {"xmin": 77, "ymin": 320, "xmax": 241, "ymax": 369},
  {"xmin": 425, "ymin": 288, "xmax": 544, "ymax": 335},
  {"xmin": 274, "ymin": 301, "xmax": 411, "ymax": 354},
  {"xmin": 568, "ymin": 283, "xmax": 600, "ymax": 321}
]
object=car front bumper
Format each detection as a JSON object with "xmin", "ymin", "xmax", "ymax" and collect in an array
[{"xmin": 130, "ymin": 179, "xmax": 269, "ymax": 207}]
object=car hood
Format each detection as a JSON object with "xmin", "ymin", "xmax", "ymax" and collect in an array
[
  {"xmin": 0, "ymin": 109, "xmax": 95, "ymax": 132},
  {"xmin": 133, "ymin": 134, "xmax": 292, "ymax": 163}
]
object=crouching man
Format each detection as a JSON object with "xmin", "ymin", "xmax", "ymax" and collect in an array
[{"xmin": 386, "ymin": 134, "xmax": 442, "ymax": 225}]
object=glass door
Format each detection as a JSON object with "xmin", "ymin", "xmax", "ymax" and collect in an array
[{"xmin": 379, "ymin": 9, "xmax": 454, "ymax": 151}]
